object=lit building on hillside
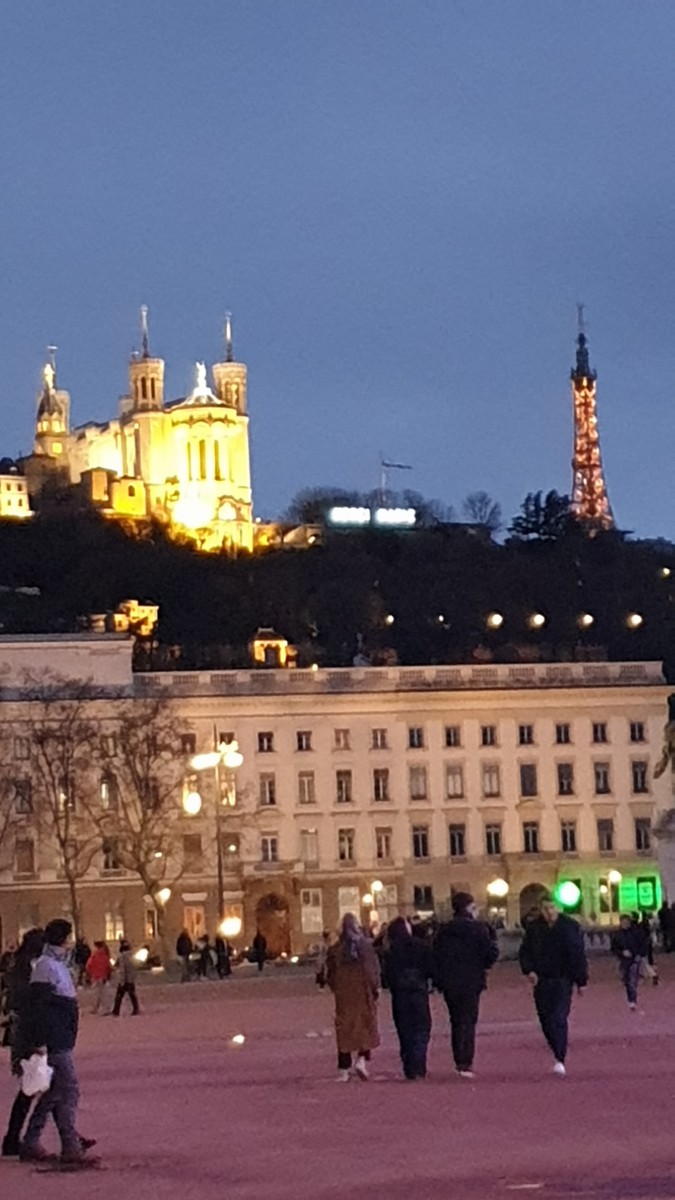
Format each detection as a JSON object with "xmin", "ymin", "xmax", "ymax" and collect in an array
[{"xmin": 24, "ymin": 312, "xmax": 253, "ymax": 552}]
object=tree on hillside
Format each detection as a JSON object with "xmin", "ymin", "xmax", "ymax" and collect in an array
[
  {"xmin": 508, "ymin": 490, "xmax": 572, "ymax": 542},
  {"xmin": 461, "ymin": 491, "xmax": 503, "ymax": 535}
]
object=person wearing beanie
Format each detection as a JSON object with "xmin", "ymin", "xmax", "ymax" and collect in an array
[
  {"xmin": 519, "ymin": 895, "xmax": 588, "ymax": 1077},
  {"xmin": 432, "ymin": 892, "xmax": 498, "ymax": 1079}
]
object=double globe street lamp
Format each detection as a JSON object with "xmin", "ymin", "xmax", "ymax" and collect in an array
[{"xmin": 183, "ymin": 738, "xmax": 245, "ymax": 934}]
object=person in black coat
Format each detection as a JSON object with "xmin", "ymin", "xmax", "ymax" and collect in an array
[
  {"xmin": 519, "ymin": 895, "xmax": 588, "ymax": 1076},
  {"xmin": 215, "ymin": 936, "xmax": 231, "ymax": 979},
  {"xmin": 611, "ymin": 916, "xmax": 649, "ymax": 1009},
  {"xmin": 252, "ymin": 931, "xmax": 267, "ymax": 972},
  {"xmin": 176, "ymin": 930, "xmax": 193, "ymax": 983},
  {"xmin": 432, "ymin": 892, "xmax": 499, "ymax": 1078},
  {"xmin": 2, "ymin": 929, "xmax": 44, "ymax": 1157},
  {"xmin": 384, "ymin": 917, "xmax": 433, "ymax": 1080}
]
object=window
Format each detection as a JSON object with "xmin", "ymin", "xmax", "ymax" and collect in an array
[
  {"xmin": 199, "ymin": 439, "xmax": 207, "ymax": 480},
  {"xmin": 523, "ymin": 822, "xmax": 540, "ymax": 854},
  {"xmin": 519, "ymin": 763, "xmax": 538, "ymax": 798},
  {"xmin": 375, "ymin": 827, "xmax": 392, "ymax": 861},
  {"xmin": 635, "ymin": 818, "xmax": 651, "ymax": 853},
  {"xmin": 446, "ymin": 764, "xmax": 464, "ymax": 799},
  {"xmin": 448, "ymin": 823, "xmax": 466, "ymax": 859},
  {"xmin": 257, "ymin": 732, "xmax": 274, "ymax": 753},
  {"xmin": 259, "ymin": 774, "xmax": 277, "ymax": 807},
  {"xmin": 145, "ymin": 907, "xmax": 158, "ymax": 941},
  {"xmin": 218, "ymin": 731, "xmax": 235, "ymax": 746},
  {"xmin": 485, "ymin": 823, "xmax": 502, "ymax": 857},
  {"xmin": 338, "ymin": 828, "xmax": 355, "ymax": 862},
  {"xmin": 594, "ymin": 762, "xmax": 611, "ymax": 795},
  {"xmin": 296, "ymin": 730, "xmax": 312, "ymax": 752},
  {"xmin": 102, "ymin": 838, "xmax": 121, "ymax": 872},
  {"xmin": 481, "ymin": 763, "xmax": 501, "ymax": 798},
  {"xmin": 412, "ymin": 825, "xmax": 430, "ymax": 860},
  {"xmin": 373, "ymin": 768, "xmax": 390, "ymax": 802},
  {"xmin": 182, "ymin": 834, "xmax": 202, "ymax": 868},
  {"xmin": 481, "ymin": 725, "xmax": 497, "ymax": 747},
  {"xmin": 334, "ymin": 728, "xmax": 351, "ymax": 750},
  {"xmin": 101, "ymin": 733, "xmax": 117, "ymax": 757},
  {"xmin": 261, "ymin": 835, "xmax": 279, "ymax": 863},
  {"xmin": 556, "ymin": 723, "xmax": 571, "ymax": 745},
  {"xmin": 223, "ymin": 834, "xmax": 240, "ymax": 862},
  {"xmin": 631, "ymin": 761, "xmax": 649, "ymax": 794},
  {"xmin": 13, "ymin": 736, "xmax": 30, "ymax": 761},
  {"xmin": 301, "ymin": 888, "xmax": 323, "ymax": 935},
  {"xmin": 519, "ymin": 724, "xmax": 534, "ymax": 746},
  {"xmin": 597, "ymin": 818, "xmax": 614, "ymax": 853},
  {"xmin": 630, "ymin": 721, "xmax": 646, "ymax": 744},
  {"xmin": 57, "ymin": 781, "xmax": 76, "ymax": 813},
  {"xmin": 297, "ymin": 771, "xmax": 316, "ymax": 805},
  {"xmin": 105, "ymin": 909, "xmax": 125, "ymax": 944},
  {"xmin": 14, "ymin": 779, "xmax": 33, "ymax": 815},
  {"xmin": 413, "ymin": 885, "xmax": 434, "ymax": 911},
  {"xmin": 214, "ymin": 441, "xmax": 222, "ymax": 480},
  {"xmin": 592, "ymin": 722, "xmax": 608, "ymax": 744},
  {"xmin": 299, "ymin": 829, "xmax": 319, "ymax": 865},
  {"xmin": 180, "ymin": 733, "xmax": 196, "ymax": 756},
  {"xmin": 336, "ymin": 770, "xmax": 353, "ymax": 804},
  {"xmin": 445, "ymin": 725, "xmax": 461, "ymax": 748},
  {"xmin": 557, "ymin": 763, "xmax": 574, "ymax": 796},
  {"xmin": 408, "ymin": 726, "xmax": 424, "ymax": 749},
  {"xmin": 560, "ymin": 820, "xmax": 577, "ymax": 853},
  {"xmin": 338, "ymin": 886, "xmax": 360, "ymax": 920},
  {"xmin": 409, "ymin": 765, "xmax": 428, "ymax": 800},
  {"xmin": 128, "ymin": 485, "xmax": 135, "ymax": 497},
  {"xmin": 372, "ymin": 728, "xmax": 388, "ymax": 750},
  {"xmin": 100, "ymin": 773, "xmax": 118, "ymax": 811},
  {"xmin": 15, "ymin": 838, "xmax": 35, "ymax": 876}
]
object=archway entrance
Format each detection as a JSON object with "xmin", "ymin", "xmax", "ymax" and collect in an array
[
  {"xmin": 255, "ymin": 893, "xmax": 291, "ymax": 957},
  {"xmin": 519, "ymin": 883, "xmax": 549, "ymax": 925}
]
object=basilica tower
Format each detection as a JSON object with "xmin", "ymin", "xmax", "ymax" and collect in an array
[{"xmin": 34, "ymin": 351, "xmax": 70, "ymax": 463}]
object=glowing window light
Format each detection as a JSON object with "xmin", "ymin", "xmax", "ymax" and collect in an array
[
  {"xmin": 328, "ymin": 506, "xmax": 370, "ymax": 525},
  {"xmin": 156, "ymin": 887, "xmax": 171, "ymax": 905},
  {"xmin": 172, "ymin": 497, "xmax": 214, "ymax": 529},
  {"xmin": 182, "ymin": 790, "xmax": 203, "ymax": 816},
  {"xmin": 374, "ymin": 507, "xmax": 416, "ymax": 526}
]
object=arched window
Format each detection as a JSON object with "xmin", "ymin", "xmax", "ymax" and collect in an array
[
  {"xmin": 199, "ymin": 440, "xmax": 207, "ymax": 480},
  {"xmin": 214, "ymin": 442, "xmax": 222, "ymax": 481},
  {"xmin": 150, "ymin": 378, "xmax": 156, "ymax": 401},
  {"xmin": 128, "ymin": 485, "xmax": 135, "ymax": 497},
  {"xmin": 141, "ymin": 378, "xmax": 147, "ymax": 401}
]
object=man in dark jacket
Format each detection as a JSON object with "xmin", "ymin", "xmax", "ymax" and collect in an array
[
  {"xmin": 20, "ymin": 918, "xmax": 96, "ymax": 1167},
  {"xmin": 519, "ymin": 895, "xmax": 588, "ymax": 1077},
  {"xmin": 385, "ymin": 917, "xmax": 433, "ymax": 1080},
  {"xmin": 611, "ymin": 915, "xmax": 649, "ymax": 1009},
  {"xmin": 176, "ymin": 929, "xmax": 193, "ymax": 982},
  {"xmin": 433, "ymin": 892, "xmax": 499, "ymax": 1078}
]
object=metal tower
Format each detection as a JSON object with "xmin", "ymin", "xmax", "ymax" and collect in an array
[{"xmin": 570, "ymin": 317, "xmax": 614, "ymax": 529}]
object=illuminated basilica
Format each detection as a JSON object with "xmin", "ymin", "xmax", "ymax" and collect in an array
[{"xmin": 25, "ymin": 310, "xmax": 253, "ymax": 551}]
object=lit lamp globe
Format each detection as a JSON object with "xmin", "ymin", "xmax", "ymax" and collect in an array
[
  {"xmin": 555, "ymin": 880, "xmax": 581, "ymax": 910},
  {"xmin": 191, "ymin": 750, "xmax": 221, "ymax": 771},
  {"xmin": 156, "ymin": 887, "xmax": 171, "ymax": 906},
  {"xmin": 528, "ymin": 612, "xmax": 546, "ymax": 630},
  {"xmin": 362, "ymin": 893, "xmax": 373, "ymax": 908},
  {"xmin": 182, "ymin": 790, "xmax": 203, "ymax": 817},
  {"xmin": 486, "ymin": 878, "xmax": 509, "ymax": 900},
  {"xmin": 626, "ymin": 612, "xmax": 643, "ymax": 630},
  {"xmin": 486, "ymin": 612, "xmax": 504, "ymax": 630},
  {"xmin": 607, "ymin": 869, "xmax": 622, "ymax": 886},
  {"xmin": 578, "ymin": 612, "xmax": 594, "ymax": 629},
  {"xmin": 222, "ymin": 743, "xmax": 244, "ymax": 770},
  {"xmin": 219, "ymin": 916, "xmax": 242, "ymax": 939},
  {"xmin": 371, "ymin": 880, "xmax": 384, "ymax": 897}
]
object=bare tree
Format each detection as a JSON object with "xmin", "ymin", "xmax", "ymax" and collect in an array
[{"xmin": 461, "ymin": 491, "xmax": 503, "ymax": 535}]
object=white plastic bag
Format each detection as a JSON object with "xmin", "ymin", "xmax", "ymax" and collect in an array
[{"xmin": 20, "ymin": 1053, "xmax": 53, "ymax": 1097}]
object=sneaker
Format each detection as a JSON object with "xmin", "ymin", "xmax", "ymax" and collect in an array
[
  {"xmin": 336, "ymin": 1069, "xmax": 350, "ymax": 1083},
  {"xmin": 628, "ymin": 1002, "xmax": 637, "ymax": 1011},
  {"xmin": 552, "ymin": 1061, "xmax": 566, "ymax": 1077},
  {"xmin": 1, "ymin": 1143, "xmax": 19, "ymax": 1159},
  {"xmin": 60, "ymin": 1147, "xmax": 101, "ymax": 1167},
  {"xmin": 19, "ymin": 1144, "xmax": 56, "ymax": 1163},
  {"xmin": 79, "ymin": 1137, "xmax": 97, "ymax": 1152},
  {"xmin": 457, "ymin": 1070, "xmax": 475, "ymax": 1080},
  {"xmin": 354, "ymin": 1056, "xmax": 370, "ymax": 1081}
]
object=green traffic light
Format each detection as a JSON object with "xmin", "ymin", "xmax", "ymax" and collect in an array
[{"xmin": 555, "ymin": 880, "xmax": 581, "ymax": 909}]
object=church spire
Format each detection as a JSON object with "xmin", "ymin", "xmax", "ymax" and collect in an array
[
  {"xmin": 140, "ymin": 305, "xmax": 149, "ymax": 359},
  {"xmin": 224, "ymin": 312, "xmax": 233, "ymax": 362}
]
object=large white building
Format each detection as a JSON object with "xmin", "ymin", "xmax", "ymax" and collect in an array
[{"xmin": 0, "ymin": 639, "xmax": 669, "ymax": 952}]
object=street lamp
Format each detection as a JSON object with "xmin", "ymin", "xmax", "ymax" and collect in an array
[
  {"xmin": 486, "ymin": 878, "xmax": 509, "ymax": 900},
  {"xmin": 189, "ymin": 738, "xmax": 244, "ymax": 922},
  {"xmin": 607, "ymin": 869, "xmax": 622, "ymax": 924}
]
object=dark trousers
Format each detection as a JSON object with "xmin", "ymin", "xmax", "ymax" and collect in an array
[
  {"xmin": 620, "ymin": 959, "xmax": 640, "ymax": 1004},
  {"xmin": 444, "ymin": 991, "xmax": 480, "ymax": 1071},
  {"xmin": 23, "ymin": 1049, "xmax": 80, "ymax": 1156},
  {"xmin": 256, "ymin": 957, "xmax": 265, "ymax": 972},
  {"xmin": 112, "ymin": 982, "xmax": 140, "ymax": 1015},
  {"xmin": 337, "ymin": 1049, "xmax": 370, "ymax": 1070},
  {"xmin": 391, "ymin": 988, "xmax": 431, "ymax": 1079},
  {"xmin": 3, "ymin": 1088, "xmax": 31, "ymax": 1155},
  {"xmin": 534, "ymin": 978, "xmax": 572, "ymax": 1063}
]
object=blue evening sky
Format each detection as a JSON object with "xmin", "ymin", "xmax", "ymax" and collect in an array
[{"xmin": 1, "ymin": 3, "xmax": 674, "ymax": 533}]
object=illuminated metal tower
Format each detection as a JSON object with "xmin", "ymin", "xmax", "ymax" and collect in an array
[{"xmin": 570, "ymin": 313, "xmax": 614, "ymax": 529}]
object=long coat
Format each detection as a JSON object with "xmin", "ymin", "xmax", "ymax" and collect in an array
[{"xmin": 326, "ymin": 938, "xmax": 380, "ymax": 1053}]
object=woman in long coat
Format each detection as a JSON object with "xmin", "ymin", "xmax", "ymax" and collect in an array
[{"xmin": 326, "ymin": 914, "xmax": 380, "ymax": 1082}]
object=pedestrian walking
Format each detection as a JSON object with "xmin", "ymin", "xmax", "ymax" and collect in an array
[
  {"xmin": 252, "ymin": 930, "xmax": 267, "ymax": 973},
  {"xmin": 315, "ymin": 931, "xmax": 331, "ymax": 989},
  {"xmin": 385, "ymin": 917, "xmax": 433, "ymax": 1081},
  {"xmin": 639, "ymin": 912, "xmax": 659, "ymax": 985},
  {"xmin": 326, "ymin": 914, "xmax": 380, "ymax": 1083},
  {"xmin": 85, "ymin": 943, "xmax": 112, "ymax": 1014},
  {"xmin": 215, "ymin": 935, "xmax": 231, "ymax": 979},
  {"xmin": 111, "ymin": 941, "xmax": 140, "ymax": 1016},
  {"xmin": 519, "ymin": 894, "xmax": 588, "ymax": 1077},
  {"xmin": 657, "ymin": 900, "xmax": 673, "ymax": 952},
  {"xmin": 611, "ymin": 916, "xmax": 649, "ymax": 1010},
  {"xmin": 72, "ymin": 938, "xmax": 91, "ymax": 989},
  {"xmin": 2, "ymin": 928, "xmax": 45, "ymax": 1158},
  {"xmin": 196, "ymin": 936, "xmax": 213, "ymax": 980},
  {"xmin": 176, "ymin": 929, "xmax": 193, "ymax": 982},
  {"xmin": 20, "ymin": 918, "xmax": 98, "ymax": 1167},
  {"xmin": 433, "ymin": 892, "xmax": 498, "ymax": 1079}
]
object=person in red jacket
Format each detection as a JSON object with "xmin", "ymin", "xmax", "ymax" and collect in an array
[{"xmin": 85, "ymin": 942, "xmax": 112, "ymax": 1015}]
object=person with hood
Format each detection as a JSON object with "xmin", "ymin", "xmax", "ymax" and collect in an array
[
  {"xmin": 111, "ymin": 941, "xmax": 140, "ymax": 1016},
  {"xmin": 2, "ymin": 928, "xmax": 44, "ymax": 1157},
  {"xmin": 519, "ymin": 894, "xmax": 588, "ymax": 1077},
  {"xmin": 85, "ymin": 942, "xmax": 112, "ymax": 1014},
  {"xmin": 20, "ymin": 918, "xmax": 97, "ymax": 1167},
  {"xmin": 72, "ymin": 938, "xmax": 91, "ymax": 989},
  {"xmin": 385, "ymin": 917, "xmax": 433, "ymax": 1080},
  {"xmin": 326, "ymin": 914, "xmax": 380, "ymax": 1082},
  {"xmin": 433, "ymin": 892, "xmax": 498, "ymax": 1079},
  {"xmin": 611, "ymin": 915, "xmax": 649, "ymax": 1009}
]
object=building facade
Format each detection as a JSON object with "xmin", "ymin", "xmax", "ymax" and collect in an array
[
  {"xmin": 0, "ymin": 639, "xmax": 669, "ymax": 954},
  {"xmin": 24, "ymin": 314, "xmax": 253, "ymax": 551}
]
